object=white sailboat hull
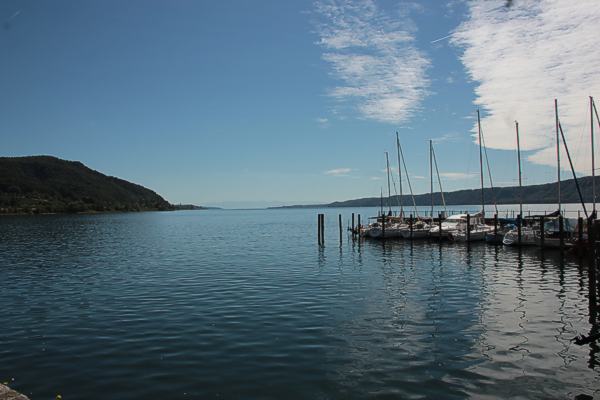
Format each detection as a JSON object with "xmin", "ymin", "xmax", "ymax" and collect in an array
[{"xmin": 451, "ymin": 226, "xmax": 495, "ymax": 242}]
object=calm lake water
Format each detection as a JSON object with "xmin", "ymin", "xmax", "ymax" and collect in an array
[{"xmin": 1, "ymin": 208, "xmax": 598, "ymax": 399}]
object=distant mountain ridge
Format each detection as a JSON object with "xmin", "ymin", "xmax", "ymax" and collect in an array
[
  {"xmin": 0, "ymin": 156, "xmax": 173, "ymax": 214},
  {"xmin": 274, "ymin": 175, "xmax": 598, "ymax": 209}
]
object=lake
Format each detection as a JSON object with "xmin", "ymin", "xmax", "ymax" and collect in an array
[{"xmin": 0, "ymin": 208, "xmax": 598, "ymax": 399}]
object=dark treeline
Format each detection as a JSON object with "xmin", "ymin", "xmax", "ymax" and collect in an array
[
  {"xmin": 276, "ymin": 176, "xmax": 599, "ymax": 209},
  {"xmin": 0, "ymin": 156, "xmax": 173, "ymax": 214}
]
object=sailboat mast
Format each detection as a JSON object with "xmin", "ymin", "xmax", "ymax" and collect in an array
[
  {"xmin": 591, "ymin": 96, "xmax": 596, "ymax": 213},
  {"xmin": 396, "ymin": 132, "xmax": 404, "ymax": 218},
  {"xmin": 516, "ymin": 121, "xmax": 523, "ymax": 220},
  {"xmin": 397, "ymin": 136, "xmax": 419, "ymax": 217},
  {"xmin": 430, "ymin": 139, "xmax": 434, "ymax": 219},
  {"xmin": 558, "ymin": 120, "xmax": 588, "ymax": 218},
  {"xmin": 477, "ymin": 109, "xmax": 485, "ymax": 215},
  {"xmin": 555, "ymin": 99, "xmax": 561, "ymax": 214},
  {"xmin": 385, "ymin": 151, "xmax": 392, "ymax": 215},
  {"xmin": 431, "ymin": 143, "xmax": 447, "ymax": 215}
]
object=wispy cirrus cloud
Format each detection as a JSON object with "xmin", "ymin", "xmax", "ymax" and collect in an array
[
  {"xmin": 432, "ymin": 132, "xmax": 460, "ymax": 143},
  {"xmin": 439, "ymin": 172, "xmax": 478, "ymax": 181},
  {"xmin": 313, "ymin": 0, "xmax": 430, "ymax": 124},
  {"xmin": 316, "ymin": 117, "xmax": 330, "ymax": 128},
  {"xmin": 452, "ymin": 0, "xmax": 600, "ymax": 173},
  {"xmin": 324, "ymin": 167, "xmax": 353, "ymax": 176}
]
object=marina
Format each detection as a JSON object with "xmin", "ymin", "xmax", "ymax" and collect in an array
[
  {"xmin": 2, "ymin": 1, "xmax": 600, "ymax": 398},
  {"xmin": 316, "ymin": 97, "xmax": 600, "ymax": 255}
]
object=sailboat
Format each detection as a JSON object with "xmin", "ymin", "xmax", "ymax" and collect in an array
[
  {"xmin": 539, "ymin": 99, "xmax": 590, "ymax": 248},
  {"xmin": 424, "ymin": 140, "xmax": 450, "ymax": 239},
  {"xmin": 396, "ymin": 133, "xmax": 430, "ymax": 238},
  {"xmin": 503, "ymin": 121, "xmax": 540, "ymax": 246},
  {"xmin": 451, "ymin": 110, "xmax": 495, "ymax": 242},
  {"xmin": 362, "ymin": 151, "xmax": 404, "ymax": 238}
]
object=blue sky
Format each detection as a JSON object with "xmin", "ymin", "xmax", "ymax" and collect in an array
[{"xmin": 1, "ymin": 0, "xmax": 598, "ymax": 208}]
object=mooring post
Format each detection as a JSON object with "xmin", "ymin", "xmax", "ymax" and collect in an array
[
  {"xmin": 351, "ymin": 213, "xmax": 355, "ymax": 237},
  {"xmin": 438, "ymin": 213, "xmax": 442, "ymax": 240},
  {"xmin": 466, "ymin": 213, "xmax": 471, "ymax": 242},
  {"xmin": 559, "ymin": 215, "xmax": 564, "ymax": 250},
  {"xmin": 317, "ymin": 214, "xmax": 322, "ymax": 246},
  {"xmin": 517, "ymin": 214, "xmax": 522, "ymax": 246},
  {"xmin": 381, "ymin": 214, "xmax": 386, "ymax": 240},
  {"xmin": 540, "ymin": 216, "xmax": 545, "ymax": 247},
  {"xmin": 578, "ymin": 217, "xmax": 584, "ymax": 244},
  {"xmin": 357, "ymin": 214, "xmax": 361, "ymax": 236},
  {"xmin": 588, "ymin": 216, "xmax": 594, "ymax": 250},
  {"xmin": 321, "ymin": 214, "xmax": 325, "ymax": 246},
  {"xmin": 409, "ymin": 214, "xmax": 413, "ymax": 240},
  {"xmin": 494, "ymin": 213, "xmax": 498, "ymax": 237},
  {"xmin": 588, "ymin": 221, "xmax": 598, "ymax": 319},
  {"xmin": 339, "ymin": 214, "xmax": 342, "ymax": 244}
]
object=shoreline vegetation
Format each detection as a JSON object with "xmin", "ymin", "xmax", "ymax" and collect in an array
[
  {"xmin": 1, "ymin": 155, "xmax": 594, "ymax": 215},
  {"xmin": 0, "ymin": 156, "xmax": 214, "ymax": 215}
]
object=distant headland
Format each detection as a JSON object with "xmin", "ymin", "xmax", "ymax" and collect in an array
[
  {"xmin": 271, "ymin": 175, "xmax": 599, "ymax": 209},
  {"xmin": 0, "ymin": 156, "xmax": 213, "ymax": 215}
]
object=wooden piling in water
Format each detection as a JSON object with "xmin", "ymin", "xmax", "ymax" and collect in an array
[
  {"xmin": 317, "ymin": 214, "xmax": 321, "ymax": 245},
  {"xmin": 438, "ymin": 213, "xmax": 442, "ymax": 240},
  {"xmin": 339, "ymin": 214, "xmax": 342, "ymax": 244},
  {"xmin": 357, "ymin": 214, "xmax": 361, "ymax": 235},
  {"xmin": 588, "ymin": 216, "xmax": 594, "ymax": 248},
  {"xmin": 351, "ymin": 213, "xmax": 355, "ymax": 237},
  {"xmin": 321, "ymin": 214, "xmax": 325, "ymax": 245},
  {"xmin": 578, "ymin": 217, "xmax": 584, "ymax": 244},
  {"xmin": 517, "ymin": 214, "xmax": 522, "ymax": 246},
  {"xmin": 317, "ymin": 214, "xmax": 325, "ymax": 246},
  {"xmin": 381, "ymin": 214, "xmax": 386, "ymax": 240},
  {"xmin": 540, "ymin": 216, "xmax": 545, "ymax": 247},
  {"xmin": 494, "ymin": 213, "xmax": 498, "ymax": 237},
  {"xmin": 409, "ymin": 214, "xmax": 413, "ymax": 240},
  {"xmin": 559, "ymin": 215, "xmax": 564, "ymax": 250},
  {"xmin": 588, "ymin": 221, "xmax": 598, "ymax": 319},
  {"xmin": 466, "ymin": 213, "xmax": 471, "ymax": 242}
]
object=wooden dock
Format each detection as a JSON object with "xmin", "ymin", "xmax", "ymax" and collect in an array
[{"xmin": 317, "ymin": 209, "xmax": 599, "ymax": 255}]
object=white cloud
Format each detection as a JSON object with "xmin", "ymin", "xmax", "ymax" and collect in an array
[
  {"xmin": 369, "ymin": 176, "xmax": 383, "ymax": 180},
  {"xmin": 432, "ymin": 132, "xmax": 459, "ymax": 143},
  {"xmin": 325, "ymin": 167, "xmax": 353, "ymax": 176},
  {"xmin": 316, "ymin": 117, "xmax": 329, "ymax": 127},
  {"xmin": 439, "ymin": 172, "xmax": 478, "ymax": 180},
  {"xmin": 314, "ymin": 0, "xmax": 430, "ymax": 124},
  {"xmin": 452, "ymin": 0, "xmax": 600, "ymax": 173}
]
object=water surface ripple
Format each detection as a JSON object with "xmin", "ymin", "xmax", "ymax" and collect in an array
[{"xmin": 0, "ymin": 209, "xmax": 598, "ymax": 399}]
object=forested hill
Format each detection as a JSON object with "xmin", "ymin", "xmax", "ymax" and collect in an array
[
  {"xmin": 0, "ymin": 156, "xmax": 173, "ymax": 214},
  {"xmin": 275, "ymin": 176, "xmax": 599, "ymax": 209}
]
